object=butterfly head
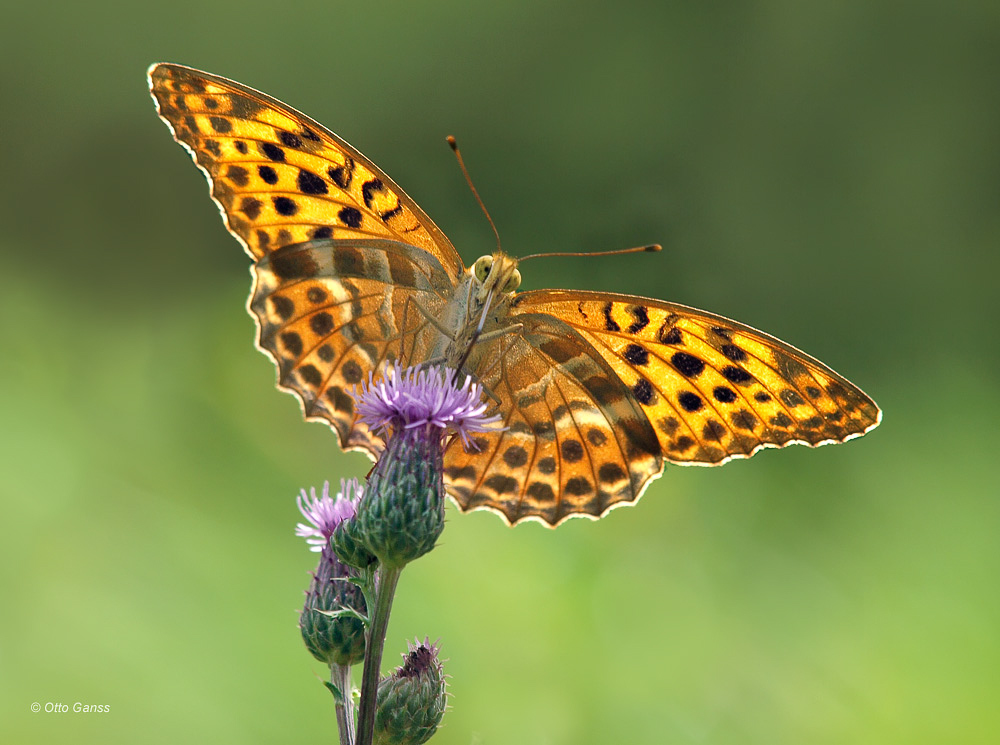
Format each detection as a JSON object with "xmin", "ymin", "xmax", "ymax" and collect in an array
[{"xmin": 471, "ymin": 253, "xmax": 521, "ymax": 303}]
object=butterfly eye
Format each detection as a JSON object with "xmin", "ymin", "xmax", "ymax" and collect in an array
[
  {"xmin": 473, "ymin": 256, "xmax": 493, "ymax": 282},
  {"xmin": 502, "ymin": 269, "xmax": 521, "ymax": 293}
]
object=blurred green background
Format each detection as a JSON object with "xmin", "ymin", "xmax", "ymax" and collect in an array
[{"xmin": 2, "ymin": 1, "xmax": 997, "ymax": 743}]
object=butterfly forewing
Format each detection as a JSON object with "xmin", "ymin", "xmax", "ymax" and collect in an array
[
  {"xmin": 148, "ymin": 63, "xmax": 463, "ymax": 279},
  {"xmin": 513, "ymin": 291, "xmax": 881, "ymax": 467}
]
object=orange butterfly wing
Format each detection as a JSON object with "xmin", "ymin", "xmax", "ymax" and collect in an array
[
  {"xmin": 149, "ymin": 63, "xmax": 467, "ymax": 457},
  {"xmin": 148, "ymin": 63, "xmax": 463, "ymax": 277},
  {"xmin": 443, "ymin": 290, "xmax": 880, "ymax": 526}
]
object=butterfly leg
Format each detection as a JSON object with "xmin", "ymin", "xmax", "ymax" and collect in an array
[
  {"xmin": 464, "ymin": 326, "xmax": 525, "ymax": 408},
  {"xmin": 409, "ymin": 296, "xmax": 460, "ymax": 341}
]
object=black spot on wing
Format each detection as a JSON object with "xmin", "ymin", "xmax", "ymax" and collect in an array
[
  {"xmin": 598, "ymin": 462, "xmax": 626, "ymax": 483},
  {"xmin": 298, "ymin": 364, "xmax": 322, "ymax": 387},
  {"xmin": 503, "ymin": 446, "xmax": 528, "ymax": 468},
  {"xmin": 209, "ymin": 116, "xmax": 231, "ymax": 133},
  {"xmin": 627, "ymin": 305, "xmax": 649, "ymax": 333},
  {"xmin": 310, "ymin": 312, "xmax": 334, "ymax": 336},
  {"xmin": 527, "ymin": 481, "xmax": 554, "ymax": 502},
  {"xmin": 658, "ymin": 324, "xmax": 682, "ymax": 345},
  {"xmin": 273, "ymin": 196, "xmax": 298, "ymax": 216},
  {"xmin": 603, "ymin": 302, "xmax": 620, "ymax": 332},
  {"xmin": 361, "ymin": 178, "xmax": 384, "ymax": 207},
  {"xmin": 671, "ymin": 352, "xmax": 705, "ymax": 378},
  {"xmin": 279, "ymin": 131, "xmax": 302, "ymax": 148},
  {"xmin": 258, "ymin": 165, "xmax": 278, "ymax": 184},
  {"xmin": 259, "ymin": 142, "xmax": 285, "ymax": 162},
  {"xmin": 722, "ymin": 365, "xmax": 754, "ymax": 385},
  {"xmin": 341, "ymin": 360, "xmax": 363, "ymax": 384},
  {"xmin": 380, "ymin": 204, "xmax": 403, "ymax": 222},
  {"xmin": 561, "ymin": 440, "xmax": 584, "ymax": 463},
  {"xmin": 587, "ymin": 428, "xmax": 607, "ymax": 446},
  {"xmin": 297, "ymin": 169, "xmax": 328, "ymax": 195},
  {"xmin": 678, "ymin": 391, "xmax": 703, "ymax": 412},
  {"xmin": 702, "ymin": 420, "xmax": 726, "ymax": 442},
  {"xmin": 240, "ymin": 197, "xmax": 262, "ymax": 220},
  {"xmin": 328, "ymin": 158, "xmax": 354, "ymax": 189},
  {"xmin": 226, "ymin": 165, "xmax": 249, "ymax": 187},
  {"xmin": 281, "ymin": 331, "xmax": 303, "ymax": 357},
  {"xmin": 721, "ymin": 344, "xmax": 747, "ymax": 362},
  {"xmin": 713, "ymin": 386, "xmax": 737, "ymax": 403},
  {"xmin": 632, "ymin": 378, "xmax": 654, "ymax": 405},
  {"xmin": 338, "ymin": 206, "xmax": 362, "ymax": 228},
  {"xmin": 623, "ymin": 344, "xmax": 649, "ymax": 365},
  {"xmin": 269, "ymin": 295, "xmax": 294, "ymax": 320},
  {"xmin": 731, "ymin": 409, "xmax": 758, "ymax": 431}
]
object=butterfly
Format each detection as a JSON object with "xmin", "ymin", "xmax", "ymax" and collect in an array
[{"xmin": 149, "ymin": 63, "xmax": 881, "ymax": 527}]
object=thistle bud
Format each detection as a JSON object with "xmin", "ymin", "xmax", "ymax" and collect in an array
[
  {"xmin": 331, "ymin": 509, "xmax": 379, "ymax": 570},
  {"xmin": 374, "ymin": 639, "xmax": 447, "ymax": 745},
  {"xmin": 354, "ymin": 424, "xmax": 446, "ymax": 569}
]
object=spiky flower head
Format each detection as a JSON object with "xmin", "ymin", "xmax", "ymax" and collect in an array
[
  {"xmin": 374, "ymin": 638, "xmax": 448, "ymax": 745},
  {"xmin": 297, "ymin": 480, "xmax": 367, "ymax": 666},
  {"xmin": 356, "ymin": 365, "xmax": 501, "ymax": 448},
  {"xmin": 345, "ymin": 366, "xmax": 502, "ymax": 568},
  {"xmin": 295, "ymin": 479, "xmax": 362, "ymax": 550}
]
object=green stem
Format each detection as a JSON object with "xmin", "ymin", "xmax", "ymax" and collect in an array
[
  {"xmin": 331, "ymin": 663, "xmax": 354, "ymax": 745},
  {"xmin": 355, "ymin": 565, "xmax": 402, "ymax": 745}
]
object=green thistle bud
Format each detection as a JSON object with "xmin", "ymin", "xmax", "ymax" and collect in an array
[
  {"xmin": 355, "ymin": 425, "xmax": 445, "ymax": 569},
  {"xmin": 374, "ymin": 639, "xmax": 447, "ymax": 745},
  {"xmin": 300, "ymin": 551, "xmax": 367, "ymax": 666},
  {"xmin": 331, "ymin": 511, "xmax": 379, "ymax": 570}
]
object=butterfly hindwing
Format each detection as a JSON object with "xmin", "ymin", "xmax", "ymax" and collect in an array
[
  {"xmin": 251, "ymin": 238, "xmax": 456, "ymax": 458},
  {"xmin": 443, "ymin": 312, "xmax": 662, "ymax": 526}
]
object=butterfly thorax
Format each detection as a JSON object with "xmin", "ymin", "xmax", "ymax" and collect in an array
[{"xmin": 435, "ymin": 252, "xmax": 521, "ymax": 373}]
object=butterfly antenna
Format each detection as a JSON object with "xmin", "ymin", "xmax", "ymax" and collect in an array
[
  {"xmin": 519, "ymin": 244, "xmax": 662, "ymax": 262},
  {"xmin": 448, "ymin": 136, "xmax": 503, "ymax": 255}
]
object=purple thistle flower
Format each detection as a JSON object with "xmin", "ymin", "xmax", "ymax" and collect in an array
[
  {"xmin": 355, "ymin": 365, "xmax": 502, "ymax": 448},
  {"xmin": 341, "ymin": 364, "xmax": 501, "ymax": 569},
  {"xmin": 296, "ymin": 479, "xmax": 363, "ymax": 551}
]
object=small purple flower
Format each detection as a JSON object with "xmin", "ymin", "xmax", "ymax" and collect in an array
[
  {"xmin": 296, "ymin": 479, "xmax": 364, "ymax": 551},
  {"xmin": 355, "ymin": 365, "xmax": 502, "ymax": 448}
]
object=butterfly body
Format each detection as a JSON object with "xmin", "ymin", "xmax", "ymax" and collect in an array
[{"xmin": 150, "ymin": 63, "xmax": 881, "ymax": 527}]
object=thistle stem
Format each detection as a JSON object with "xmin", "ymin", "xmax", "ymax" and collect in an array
[
  {"xmin": 356, "ymin": 565, "xmax": 402, "ymax": 745},
  {"xmin": 331, "ymin": 663, "xmax": 355, "ymax": 745}
]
